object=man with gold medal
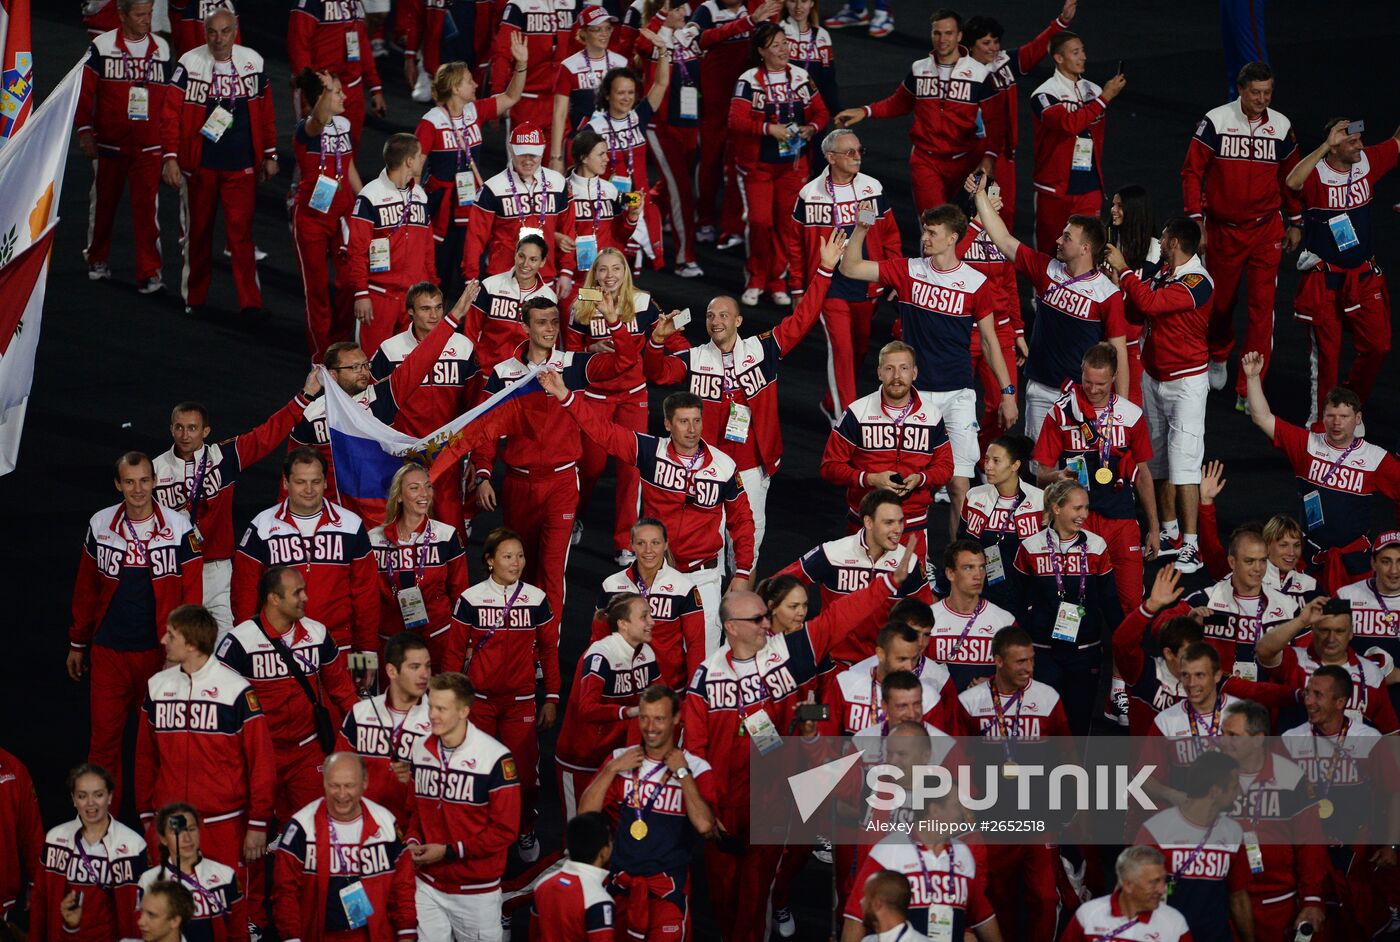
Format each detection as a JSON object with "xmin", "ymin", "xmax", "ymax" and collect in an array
[{"xmin": 578, "ymin": 685, "xmax": 718, "ymax": 941}]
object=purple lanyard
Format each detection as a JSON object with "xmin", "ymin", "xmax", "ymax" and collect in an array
[
  {"xmin": 122, "ymin": 514, "xmax": 153, "ymax": 565},
  {"xmin": 824, "ymin": 174, "xmax": 857, "ymax": 223},
  {"xmin": 604, "ymin": 112, "xmax": 635, "ymax": 181},
  {"xmin": 989, "ymin": 683, "xmax": 1025, "ymax": 742},
  {"xmin": 1370, "ymin": 580, "xmax": 1399, "ymax": 634},
  {"xmin": 946, "ymin": 600, "xmax": 987, "ymax": 662},
  {"xmin": 1092, "ymin": 396, "xmax": 1116, "ymax": 474},
  {"xmin": 1046, "ymin": 533, "xmax": 1087, "ymax": 599},
  {"xmin": 630, "ymin": 759, "xmax": 672, "ymax": 825},
  {"xmin": 384, "ymin": 522, "xmax": 432, "ymax": 588},
  {"xmin": 506, "ymin": 168, "xmax": 550, "ymax": 232},
  {"xmin": 760, "ymin": 66, "xmax": 793, "ymax": 124},
  {"xmin": 908, "ymin": 837, "xmax": 951, "ymax": 899},
  {"xmin": 787, "ymin": 27, "xmax": 816, "ymax": 68},
  {"xmin": 318, "ymin": 124, "xmax": 345, "ymax": 179},
  {"xmin": 185, "ymin": 448, "xmax": 210, "ymax": 518},
  {"xmin": 1094, "ymin": 911, "xmax": 1147, "ymax": 941},
  {"xmin": 1313, "ymin": 718, "xmax": 1352, "ymax": 800},
  {"xmin": 450, "ymin": 109, "xmax": 474, "ymax": 171},
  {"xmin": 1169, "ymin": 818, "xmax": 1218, "ymax": 887},
  {"xmin": 1318, "ymin": 438, "xmax": 1362, "ymax": 487},
  {"xmin": 585, "ymin": 176, "xmax": 607, "ymax": 233},
  {"xmin": 474, "ymin": 581, "xmax": 525, "ymax": 654},
  {"xmin": 1186, "ymin": 697, "xmax": 1222, "ymax": 741},
  {"xmin": 326, "ymin": 817, "xmax": 363, "ymax": 874},
  {"xmin": 119, "ymin": 37, "xmax": 153, "ymax": 84},
  {"xmin": 173, "ymin": 865, "xmax": 223, "ymax": 913},
  {"xmin": 679, "ymin": 444, "xmax": 706, "ymax": 502},
  {"xmin": 72, "ymin": 828, "xmax": 106, "ymax": 885},
  {"xmin": 631, "ymin": 564, "xmax": 651, "ymax": 602}
]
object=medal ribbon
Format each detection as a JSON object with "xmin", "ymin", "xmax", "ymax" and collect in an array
[
  {"xmin": 1047, "ymin": 532, "xmax": 1088, "ymax": 599},
  {"xmin": 383, "ymin": 520, "xmax": 433, "ymax": 589},
  {"xmin": 630, "ymin": 758, "xmax": 672, "ymax": 828}
]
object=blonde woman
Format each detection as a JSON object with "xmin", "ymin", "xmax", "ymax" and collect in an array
[
  {"xmin": 368, "ymin": 464, "xmax": 469, "ymax": 667},
  {"xmin": 563, "ymin": 247, "xmax": 683, "ymax": 564},
  {"xmin": 413, "ymin": 39, "xmax": 528, "ymax": 296}
]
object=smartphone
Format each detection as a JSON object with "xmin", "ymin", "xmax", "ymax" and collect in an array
[
  {"xmin": 857, "ymin": 207, "xmax": 878, "ymax": 227},
  {"xmin": 1116, "ymin": 59, "xmax": 1124, "ymax": 76},
  {"xmin": 972, "ymin": 170, "xmax": 984, "ymax": 186},
  {"xmin": 1321, "ymin": 597, "xmax": 1352, "ymax": 616},
  {"xmin": 1346, "ymin": 120, "xmax": 1365, "ymax": 136},
  {"xmin": 988, "ymin": 182, "xmax": 1001, "ymax": 199},
  {"xmin": 888, "ymin": 473, "xmax": 904, "ymax": 486},
  {"xmin": 577, "ymin": 287, "xmax": 603, "ymax": 302},
  {"xmin": 794, "ymin": 703, "xmax": 830, "ymax": 723},
  {"xmin": 672, "ymin": 308, "xmax": 692, "ymax": 330}
]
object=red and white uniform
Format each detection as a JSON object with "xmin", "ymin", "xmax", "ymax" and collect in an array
[
  {"xmin": 463, "ymin": 165, "xmax": 574, "ymax": 281},
  {"xmin": 32, "ymin": 817, "xmax": 144, "ymax": 942},
  {"xmin": 530, "ymin": 860, "xmax": 615, "ymax": 942},
  {"xmin": 168, "ymin": 0, "xmax": 238, "ymax": 58},
  {"xmin": 820, "ymin": 389, "xmax": 955, "ymax": 542},
  {"xmin": 1032, "ymin": 385, "xmax": 1153, "ymax": 616},
  {"xmin": 0, "ymin": 747, "xmax": 41, "ymax": 920},
  {"xmin": 407, "ymin": 728, "xmax": 521, "ymax": 934},
  {"xmin": 584, "ymin": 103, "xmax": 665, "ymax": 268},
  {"xmin": 589, "ymin": 563, "xmax": 706, "ymax": 689},
  {"xmin": 342, "ymin": 694, "xmax": 431, "ymax": 824},
  {"xmin": 979, "ymin": 15, "xmax": 1067, "ymax": 226},
  {"xmin": 490, "ymin": 0, "xmax": 577, "ymax": 135},
  {"xmin": 555, "ymin": 48, "xmax": 628, "ymax": 141},
  {"xmin": 955, "ymin": 483, "xmax": 1045, "ymax": 613},
  {"xmin": 231, "ymin": 498, "xmax": 379, "ymax": 654},
  {"xmin": 1182, "ymin": 100, "xmax": 1302, "ymax": 396},
  {"xmin": 959, "ymin": 677, "xmax": 1071, "ymax": 740},
  {"xmin": 1267, "ymin": 643, "xmax": 1398, "ymax": 733},
  {"xmin": 1293, "ymin": 138, "xmax": 1397, "ymax": 422},
  {"xmin": 416, "ymin": 100, "xmax": 499, "ymax": 293},
  {"xmin": 71, "ymin": 502, "xmax": 203, "ymax": 807},
  {"xmin": 135, "ymin": 657, "xmax": 276, "ymax": 876},
  {"xmin": 1029, "ymin": 69, "xmax": 1108, "ymax": 252},
  {"xmin": 345, "ymin": 170, "xmax": 436, "ymax": 357},
  {"xmin": 554, "ymin": 633, "xmax": 658, "ymax": 816},
  {"xmin": 1060, "ymin": 890, "xmax": 1193, "ymax": 942},
  {"xmin": 273, "ymin": 797, "xmax": 418, "ymax": 942},
  {"xmin": 843, "ymin": 838, "xmax": 996, "ymax": 940},
  {"xmin": 152, "ymin": 393, "xmax": 310, "ymax": 630},
  {"xmin": 825, "ymin": 654, "xmax": 964, "ymax": 735},
  {"xmin": 1121, "ymin": 254, "xmax": 1215, "ymax": 489},
  {"xmin": 1135, "ymin": 808, "xmax": 1251, "ymax": 942},
  {"xmin": 161, "ymin": 43, "xmax": 277, "ymax": 313},
  {"xmin": 77, "ymin": 29, "xmax": 172, "ymax": 284},
  {"xmin": 958, "ymin": 220, "xmax": 1022, "ymax": 453},
  {"xmin": 137, "ymin": 855, "xmax": 244, "ymax": 942},
  {"xmin": 368, "ymin": 519, "xmax": 470, "ymax": 668},
  {"xmin": 215, "ymin": 616, "xmax": 361, "ymax": 813},
  {"xmin": 462, "ymin": 268, "xmax": 559, "ymax": 371},
  {"xmin": 1182, "ymin": 578, "xmax": 1297, "ymax": 680},
  {"xmin": 691, "ymin": 0, "xmax": 760, "ymax": 238},
  {"xmin": 792, "ymin": 168, "xmax": 902, "ymax": 416},
  {"xmin": 287, "ymin": 0, "xmax": 382, "ymax": 145},
  {"xmin": 777, "ymin": 530, "xmax": 933, "ymax": 666},
  {"xmin": 926, "ymin": 597, "xmax": 1017, "ymax": 691},
  {"xmin": 291, "ymin": 115, "xmax": 357, "ymax": 361},
  {"xmin": 727, "ymin": 64, "xmax": 829, "ymax": 294},
  {"xmin": 1337, "ymin": 577, "xmax": 1400, "ymax": 669},
  {"xmin": 642, "ymin": 270, "xmax": 832, "ymax": 566},
  {"xmin": 862, "ymin": 52, "xmax": 999, "ymax": 212},
  {"xmin": 564, "ymin": 173, "xmax": 639, "ymax": 272}
]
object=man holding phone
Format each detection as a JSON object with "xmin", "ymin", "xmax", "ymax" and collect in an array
[{"xmin": 1286, "ymin": 117, "xmax": 1399, "ymax": 424}]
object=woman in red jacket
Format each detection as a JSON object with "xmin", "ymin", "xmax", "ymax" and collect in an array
[
  {"xmin": 445, "ymin": 528, "xmax": 557, "ymax": 861},
  {"xmin": 138, "ymin": 803, "xmax": 246, "ymax": 942},
  {"xmin": 727, "ymin": 22, "xmax": 829, "ymax": 306},
  {"xmin": 369, "ymin": 464, "xmax": 470, "ymax": 674},
  {"xmin": 290, "ymin": 69, "xmax": 362, "ymax": 362},
  {"xmin": 32, "ymin": 764, "xmax": 145, "ymax": 942},
  {"xmin": 565, "ymin": 127, "xmax": 644, "ymax": 273}
]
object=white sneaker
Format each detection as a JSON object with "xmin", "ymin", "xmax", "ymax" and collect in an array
[
  {"xmin": 773, "ymin": 907, "xmax": 796, "ymax": 938},
  {"xmin": 933, "ymin": 486, "xmax": 950, "ymax": 504},
  {"xmin": 412, "ymin": 69, "xmax": 433, "ymax": 103},
  {"xmin": 675, "ymin": 262, "xmax": 705, "ymax": 278},
  {"xmin": 741, "ymin": 288, "xmax": 761, "ymax": 307},
  {"xmin": 717, "ymin": 234, "xmax": 745, "ymax": 251},
  {"xmin": 769, "ymin": 291, "xmax": 792, "ymax": 306},
  {"xmin": 868, "ymin": 10, "xmax": 894, "ymax": 36},
  {"xmin": 1208, "ymin": 360, "xmax": 1228, "ymax": 391},
  {"xmin": 571, "ymin": 520, "xmax": 583, "ymax": 546},
  {"xmin": 1174, "ymin": 542, "xmax": 1204, "ymax": 574},
  {"xmin": 88, "ymin": 261, "xmax": 111, "ymax": 281},
  {"xmin": 812, "ymin": 837, "xmax": 834, "ymax": 864}
]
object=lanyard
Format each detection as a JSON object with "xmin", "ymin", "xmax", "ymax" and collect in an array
[
  {"xmin": 631, "ymin": 564, "xmax": 652, "ymax": 602},
  {"xmin": 720, "ymin": 349, "xmax": 740, "ymax": 397},
  {"xmin": 122, "ymin": 513, "xmax": 155, "ymax": 565},
  {"xmin": 1317, "ymin": 438, "xmax": 1362, "ymax": 487},
  {"xmin": 675, "ymin": 442, "xmax": 706, "ymax": 502},
  {"xmin": 1312, "ymin": 717, "xmax": 1351, "ymax": 800},
  {"xmin": 907, "ymin": 837, "xmax": 951, "ymax": 897},
  {"xmin": 185, "ymin": 448, "xmax": 210, "ymax": 519},
  {"xmin": 630, "ymin": 759, "xmax": 672, "ymax": 823},
  {"xmin": 448, "ymin": 107, "xmax": 474, "ymax": 171},
  {"xmin": 326, "ymin": 814, "xmax": 366, "ymax": 874},
  {"xmin": 945, "ymin": 600, "xmax": 986, "ymax": 662},
  {"xmin": 1370, "ymin": 580, "xmax": 1400, "ymax": 633},
  {"xmin": 317, "ymin": 123, "xmax": 345, "ymax": 179},
  {"xmin": 757, "ymin": 66, "xmax": 794, "ymax": 123},
  {"xmin": 575, "ymin": 174, "xmax": 608, "ymax": 233},
  {"xmin": 506, "ymin": 168, "xmax": 550, "ymax": 232},
  {"xmin": 1170, "ymin": 818, "xmax": 1218, "ymax": 886},
  {"xmin": 1046, "ymin": 532, "xmax": 1087, "ymax": 599},
  {"xmin": 173, "ymin": 863, "xmax": 223, "ymax": 913},
  {"xmin": 72, "ymin": 827, "xmax": 107, "ymax": 885},
  {"xmin": 988, "ymin": 490, "xmax": 1026, "ymax": 534},
  {"xmin": 880, "ymin": 397, "xmax": 914, "ymax": 427},
  {"xmin": 210, "ymin": 60, "xmax": 240, "ymax": 108},
  {"xmin": 1094, "ymin": 911, "xmax": 1146, "ymax": 941},
  {"xmin": 989, "ymin": 683, "xmax": 1025, "ymax": 741},
  {"xmin": 392, "ymin": 185, "xmax": 415, "ymax": 233},
  {"xmin": 474, "ymin": 581, "xmax": 525, "ymax": 655},
  {"xmin": 726, "ymin": 651, "xmax": 771, "ymax": 731},
  {"xmin": 1186, "ymin": 696, "xmax": 1222, "ymax": 741},
  {"xmin": 786, "ymin": 26, "xmax": 816, "ymax": 68},
  {"xmin": 1239, "ymin": 766, "xmax": 1275, "ymax": 831},
  {"xmin": 118, "ymin": 34, "xmax": 156, "ymax": 84},
  {"xmin": 375, "ymin": 700, "xmax": 410, "ymax": 755},
  {"xmin": 604, "ymin": 111, "xmax": 636, "ymax": 180},
  {"xmin": 383, "ymin": 520, "xmax": 433, "ymax": 589},
  {"xmin": 1092, "ymin": 395, "xmax": 1116, "ymax": 476}
]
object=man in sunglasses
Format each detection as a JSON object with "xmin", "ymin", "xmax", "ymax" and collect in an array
[{"xmin": 792, "ymin": 129, "xmax": 902, "ymax": 422}]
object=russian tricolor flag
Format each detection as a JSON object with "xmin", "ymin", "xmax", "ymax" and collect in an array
[{"xmin": 321, "ymin": 366, "xmax": 542, "ymax": 502}]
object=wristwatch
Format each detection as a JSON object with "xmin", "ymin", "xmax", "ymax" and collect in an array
[
  {"xmin": 1001, "ymin": 384, "xmax": 1016, "ymax": 395},
  {"xmin": 673, "ymin": 766, "xmax": 691, "ymax": 780}
]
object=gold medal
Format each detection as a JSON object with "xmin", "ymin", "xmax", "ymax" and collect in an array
[
  {"xmin": 629, "ymin": 819, "xmax": 649, "ymax": 840},
  {"xmin": 1317, "ymin": 798, "xmax": 1333, "ymax": 819},
  {"xmin": 1002, "ymin": 761, "xmax": 1019, "ymax": 779},
  {"xmin": 1094, "ymin": 467, "xmax": 1113, "ymax": 485}
]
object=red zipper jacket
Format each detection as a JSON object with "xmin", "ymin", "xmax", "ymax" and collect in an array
[
  {"xmin": 76, "ymin": 29, "xmax": 173, "ymax": 152},
  {"xmin": 160, "ymin": 44, "xmax": 277, "ymax": 172}
]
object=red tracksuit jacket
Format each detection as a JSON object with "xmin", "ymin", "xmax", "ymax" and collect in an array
[
  {"xmin": 152, "ymin": 394, "xmax": 311, "ymax": 562},
  {"xmin": 530, "ymin": 860, "xmax": 615, "ymax": 942},
  {"xmin": 135, "ymin": 657, "xmax": 278, "ymax": 835},
  {"xmin": 346, "ymin": 171, "xmax": 437, "ymax": 298},
  {"xmin": 727, "ymin": 64, "xmax": 830, "ymax": 166},
  {"xmin": 160, "ymin": 44, "xmax": 277, "ymax": 171},
  {"xmin": 70, "ymin": 502, "xmax": 204, "ymax": 653},
  {"xmin": 1181, "ymin": 100, "xmax": 1302, "ymax": 226},
  {"xmin": 683, "ymin": 575, "xmax": 899, "ymax": 827},
  {"xmin": 588, "ymin": 562, "xmax": 707, "ymax": 690},
  {"xmin": 0, "ymin": 747, "xmax": 41, "ymax": 920},
  {"xmin": 231, "ymin": 499, "xmax": 380, "ymax": 653},
  {"xmin": 77, "ymin": 29, "xmax": 173, "ymax": 152},
  {"xmin": 369, "ymin": 519, "xmax": 470, "ymax": 654},
  {"xmin": 463, "ymin": 167, "xmax": 575, "ymax": 281},
  {"xmin": 555, "ymin": 633, "xmax": 659, "ymax": 771},
  {"xmin": 32, "ymin": 817, "xmax": 144, "ymax": 942},
  {"xmin": 1029, "ymin": 70, "xmax": 1108, "ymax": 197},
  {"xmin": 791, "ymin": 169, "xmax": 901, "ymax": 298},
  {"xmin": 641, "ymin": 268, "xmax": 831, "ymax": 475},
  {"xmin": 865, "ymin": 51, "xmax": 998, "ymax": 159},
  {"xmin": 560, "ymin": 393, "xmax": 757, "ymax": 577},
  {"xmin": 342, "ymin": 696, "xmax": 432, "ymax": 824},
  {"xmin": 446, "ymin": 577, "xmax": 558, "ymax": 701},
  {"xmin": 489, "ymin": 0, "xmax": 572, "ymax": 101},
  {"xmin": 287, "ymin": 0, "xmax": 383, "ymax": 97},
  {"xmin": 274, "ymin": 798, "xmax": 417, "ymax": 941},
  {"xmin": 215, "ymin": 616, "xmax": 361, "ymax": 752}
]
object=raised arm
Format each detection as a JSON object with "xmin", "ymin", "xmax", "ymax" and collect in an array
[
  {"xmin": 1286, "ymin": 119, "xmax": 1352, "ymax": 191},
  {"xmin": 1240, "ymin": 351, "xmax": 1276, "ymax": 441},
  {"xmin": 838, "ymin": 216, "xmax": 881, "ymax": 283},
  {"xmin": 971, "ymin": 177, "xmax": 1022, "ymax": 261}
]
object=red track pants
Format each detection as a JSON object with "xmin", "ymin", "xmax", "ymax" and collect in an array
[
  {"xmin": 501, "ymin": 466, "xmax": 578, "ymax": 644},
  {"xmin": 181, "ymin": 166, "xmax": 262, "ymax": 310},
  {"xmin": 1295, "ymin": 264, "xmax": 1391, "ymax": 421},
  {"xmin": 909, "ymin": 148, "xmax": 978, "ymax": 215},
  {"xmin": 1087, "ymin": 511, "xmax": 1143, "ymax": 619},
  {"xmin": 704, "ymin": 837, "xmax": 782, "ymax": 942},
  {"xmin": 357, "ymin": 285, "xmax": 410, "ymax": 359},
  {"xmin": 737, "ymin": 160, "xmax": 805, "ymax": 293},
  {"xmin": 291, "ymin": 202, "xmax": 355, "ymax": 361},
  {"xmin": 88, "ymin": 645, "xmax": 165, "ymax": 810},
  {"xmin": 1034, "ymin": 188, "xmax": 1102, "ymax": 254},
  {"xmin": 698, "ymin": 70, "xmax": 743, "ymax": 234},
  {"xmin": 819, "ymin": 297, "xmax": 876, "ymax": 418},
  {"xmin": 471, "ymin": 695, "xmax": 539, "ymax": 833},
  {"xmin": 85, "ymin": 149, "xmax": 162, "ymax": 281},
  {"xmin": 647, "ymin": 124, "xmax": 700, "ymax": 266},
  {"xmin": 1204, "ymin": 214, "xmax": 1283, "ymax": 396},
  {"xmin": 577, "ymin": 391, "xmax": 646, "ymax": 553},
  {"xmin": 984, "ymin": 844, "xmax": 1059, "ymax": 940}
]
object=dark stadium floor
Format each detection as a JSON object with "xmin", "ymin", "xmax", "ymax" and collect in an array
[{"xmin": 5, "ymin": 1, "xmax": 1400, "ymax": 937}]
